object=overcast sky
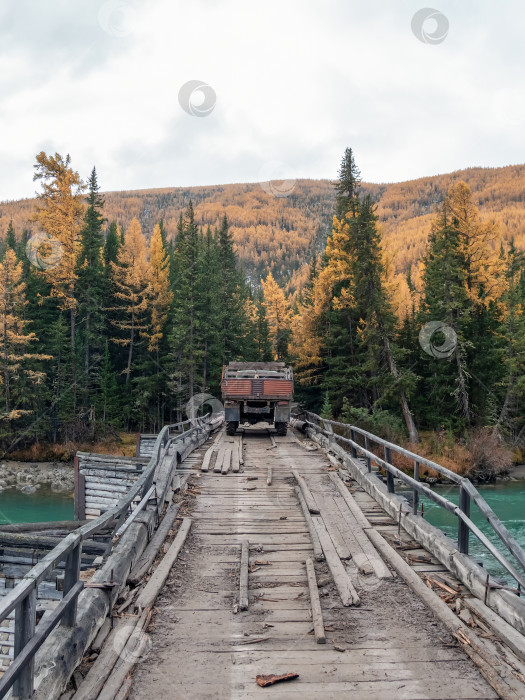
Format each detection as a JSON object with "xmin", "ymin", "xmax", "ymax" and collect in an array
[{"xmin": 1, "ymin": 0, "xmax": 524, "ymax": 200}]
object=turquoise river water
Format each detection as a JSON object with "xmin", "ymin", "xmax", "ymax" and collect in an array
[
  {"xmin": 413, "ymin": 480, "xmax": 525, "ymax": 582},
  {"xmin": 0, "ymin": 487, "xmax": 73, "ymax": 525}
]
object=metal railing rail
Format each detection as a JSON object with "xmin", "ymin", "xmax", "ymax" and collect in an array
[
  {"xmin": 0, "ymin": 414, "xmax": 215, "ymax": 700},
  {"xmin": 302, "ymin": 411, "xmax": 525, "ymax": 590}
]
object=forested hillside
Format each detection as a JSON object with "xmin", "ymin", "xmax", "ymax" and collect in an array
[
  {"xmin": 1, "ymin": 150, "xmax": 525, "ymax": 476},
  {"xmin": 3, "ymin": 164, "xmax": 525, "ymax": 294}
]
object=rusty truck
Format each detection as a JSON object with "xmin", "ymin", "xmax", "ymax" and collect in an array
[{"xmin": 221, "ymin": 362, "xmax": 294, "ymax": 436}]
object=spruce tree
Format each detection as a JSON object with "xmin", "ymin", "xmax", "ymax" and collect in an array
[
  {"xmin": 335, "ymin": 147, "xmax": 361, "ymax": 219},
  {"xmin": 77, "ymin": 167, "xmax": 106, "ymax": 410},
  {"xmin": 170, "ymin": 203, "xmax": 202, "ymax": 409}
]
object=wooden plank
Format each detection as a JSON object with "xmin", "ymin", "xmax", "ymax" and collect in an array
[
  {"xmin": 292, "ymin": 470, "xmax": 320, "ymax": 514},
  {"xmin": 239, "ymin": 540, "xmax": 249, "ymax": 611},
  {"xmin": 305, "ymin": 558, "xmax": 325, "ymax": 644},
  {"xmin": 134, "ymin": 519, "xmax": 192, "ymax": 611},
  {"xmin": 238, "ymin": 433, "xmax": 244, "ymax": 465},
  {"xmin": 365, "ymin": 527, "xmax": 525, "ymax": 700},
  {"xmin": 266, "ymin": 466, "xmax": 272, "ymax": 485},
  {"xmin": 221, "ymin": 447, "xmax": 232, "ymax": 475},
  {"xmin": 231, "ymin": 445, "xmax": 240, "ymax": 473},
  {"xmin": 312, "ymin": 493, "xmax": 352, "ymax": 561},
  {"xmin": 330, "ymin": 487, "xmax": 392, "ymax": 580},
  {"xmin": 214, "ymin": 445, "xmax": 225, "ymax": 474},
  {"xmin": 312, "ymin": 517, "xmax": 359, "ymax": 606},
  {"xmin": 328, "ymin": 472, "xmax": 371, "ymax": 529},
  {"xmin": 128, "ymin": 503, "xmax": 180, "ymax": 585},
  {"xmin": 294, "ymin": 487, "xmax": 324, "ymax": 562},
  {"xmin": 201, "ymin": 446, "xmax": 213, "ymax": 472},
  {"xmin": 462, "ymin": 596, "xmax": 525, "ymax": 663},
  {"xmin": 202, "ymin": 430, "xmax": 223, "ymax": 472}
]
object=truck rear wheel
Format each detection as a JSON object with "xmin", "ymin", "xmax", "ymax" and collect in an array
[
  {"xmin": 226, "ymin": 421, "xmax": 239, "ymax": 436},
  {"xmin": 275, "ymin": 422, "xmax": 287, "ymax": 436}
]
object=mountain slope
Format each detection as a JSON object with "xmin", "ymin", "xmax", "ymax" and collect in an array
[{"xmin": 2, "ymin": 164, "xmax": 525, "ymax": 289}]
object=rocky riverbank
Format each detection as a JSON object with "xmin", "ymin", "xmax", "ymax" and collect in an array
[{"xmin": 0, "ymin": 461, "xmax": 74, "ymax": 494}]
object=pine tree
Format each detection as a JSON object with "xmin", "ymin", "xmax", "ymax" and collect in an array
[
  {"xmin": 253, "ymin": 287, "xmax": 273, "ymax": 361},
  {"xmin": 335, "ymin": 147, "xmax": 361, "ymax": 220},
  {"xmin": 494, "ymin": 242, "xmax": 525, "ymax": 438},
  {"xmin": 77, "ymin": 167, "xmax": 106, "ymax": 409},
  {"xmin": 110, "ymin": 217, "xmax": 150, "ymax": 385},
  {"xmin": 217, "ymin": 215, "xmax": 250, "ymax": 364},
  {"xmin": 199, "ymin": 225, "xmax": 222, "ymax": 391},
  {"xmin": 2, "ymin": 221, "xmax": 16, "ymax": 259},
  {"xmin": 170, "ymin": 203, "xmax": 202, "ymax": 409},
  {"xmin": 99, "ymin": 340, "xmax": 120, "ymax": 425},
  {"xmin": 320, "ymin": 390, "xmax": 333, "ymax": 420},
  {"xmin": 104, "ymin": 222, "xmax": 121, "ymax": 270},
  {"xmin": 32, "ymin": 152, "xmax": 86, "ymax": 410}
]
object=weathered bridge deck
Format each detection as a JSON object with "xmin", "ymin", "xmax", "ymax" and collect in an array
[
  {"xmin": 3, "ymin": 418, "xmax": 525, "ymax": 699},
  {"xmin": 128, "ymin": 428, "xmax": 496, "ymax": 699}
]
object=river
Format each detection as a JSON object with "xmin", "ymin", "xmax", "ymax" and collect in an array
[
  {"xmin": 0, "ymin": 486, "xmax": 73, "ymax": 525},
  {"xmin": 411, "ymin": 480, "xmax": 525, "ymax": 582}
]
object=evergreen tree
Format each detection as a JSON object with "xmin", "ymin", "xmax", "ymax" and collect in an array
[
  {"xmin": 217, "ymin": 215, "xmax": 250, "ymax": 364},
  {"xmin": 253, "ymin": 288, "xmax": 273, "ymax": 361},
  {"xmin": 2, "ymin": 221, "xmax": 16, "ymax": 259},
  {"xmin": 170, "ymin": 203, "xmax": 202, "ymax": 409},
  {"xmin": 77, "ymin": 167, "xmax": 106, "ymax": 410},
  {"xmin": 335, "ymin": 147, "xmax": 361, "ymax": 219},
  {"xmin": 199, "ymin": 225, "xmax": 222, "ymax": 391},
  {"xmin": 99, "ymin": 340, "xmax": 120, "ymax": 426},
  {"xmin": 110, "ymin": 217, "xmax": 150, "ymax": 386}
]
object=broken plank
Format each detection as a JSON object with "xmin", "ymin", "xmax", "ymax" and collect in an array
[{"xmin": 312, "ymin": 517, "xmax": 359, "ymax": 606}]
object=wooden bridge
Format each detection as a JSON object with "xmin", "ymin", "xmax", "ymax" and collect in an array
[{"xmin": 0, "ymin": 414, "xmax": 525, "ymax": 699}]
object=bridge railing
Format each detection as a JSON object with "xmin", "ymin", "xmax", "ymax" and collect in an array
[
  {"xmin": 301, "ymin": 410, "xmax": 525, "ymax": 591},
  {"xmin": 0, "ymin": 415, "xmax": 215, "ymax": 700}
]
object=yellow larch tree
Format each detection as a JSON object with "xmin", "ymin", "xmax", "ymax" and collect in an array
[
  {"xmin": 447, "ymin": 181, "xmax": 505, "ymax": 305},
  {"xmin": 0, "ymin": 249, "xmax": 48, "ymax": 421},
  {"xmin": 146, "ymin": 224, "xmax": 173, "ymax": 353},
  {"xmin": 111, "ymin": 217, "xmax": 150, "ymax": 383},
  {"xmin": 261, "ymin": 272, "xmax": 292, "ymax": 360},
  {"xmin": 32, "ymin": 152, "xmax": 85, "ymax": 405}
]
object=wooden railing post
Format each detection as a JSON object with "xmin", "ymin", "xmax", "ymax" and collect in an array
[
  {"xmin": 13, "ymin": 587, "xmax": 36, "ymax": 699},
  {"xmin": 365, "ymin": 435, "xmax": 371, "ymax": 473},
  {"xmin": 384, "ymin": 446, "xmax": 395, "ymax": 493},
  {"xmin": 413, "ymin": 460, "xmax": 420, "ymax": 515},
  {"xmin": 350, "ymin": 429, "xmax": 357, "ymax": 458},
  {"xmin": 458, "ymin": 485, "xmax": 471, "ymax": 555},
  {"xmin": 61, "ymin": 539, "xmax": 82, "ymax": 627}
]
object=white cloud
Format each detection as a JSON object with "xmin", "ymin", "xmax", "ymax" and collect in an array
[{"xmin": 1, "ymin": 0, "xmax": 525, "ymax": 199}]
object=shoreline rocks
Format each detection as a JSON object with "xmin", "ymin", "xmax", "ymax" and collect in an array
[{"xmin": 0, "ymin": 461, "xmax": 74, "ymax": 495}]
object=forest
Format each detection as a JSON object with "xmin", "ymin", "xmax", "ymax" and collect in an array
[{"xmin": 1, "ymin": 149, "xmax": 525, "ymax": 478}]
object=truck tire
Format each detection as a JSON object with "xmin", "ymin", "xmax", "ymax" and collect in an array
[
  {"xmin": 226, "ymin": 421, "xmax": 239, "ymax": 436},
  {"xmin": 275, "ymin": 422, "xmax": 287, "ymax": 437}
]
